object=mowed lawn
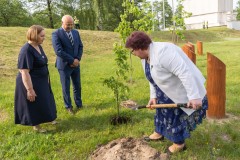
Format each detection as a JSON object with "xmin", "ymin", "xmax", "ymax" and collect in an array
[{"xmin": 0, "ymin": 27, "xmax": 240, "ymax": 160}]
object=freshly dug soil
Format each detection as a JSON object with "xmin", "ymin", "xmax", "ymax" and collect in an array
[
  {"xmin": 90, "ymin": 137, "xmax": 168, "ymax": 160},
  {"xmin": 110, "ymin": 116, "xmax": 131, "ymax": 125}
]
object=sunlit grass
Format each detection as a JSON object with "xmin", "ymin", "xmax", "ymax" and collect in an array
[{"xmin": 0, "ymin": 27, "xmax": 240, "ymax": 159}]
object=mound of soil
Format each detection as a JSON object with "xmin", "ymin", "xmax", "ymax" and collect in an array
[{"xmin": 90, "ymin": 137, "xmax": 168, "ymax": 160}]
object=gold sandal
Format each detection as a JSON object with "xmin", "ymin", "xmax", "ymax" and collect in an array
[
  {"xmin": 166, "ymin": 144, "xmax": 187, "ymax": 154},
  {"xmin": 144, "ymin": 131, "xmax": 164, "ymax": 141},
  {"xmin": 51, "ymin": 120, "xmax": 58, "ymax": 125},
  {"xmin": 33, "ymin": 125, "xmax": 47, "ymax": 133}
]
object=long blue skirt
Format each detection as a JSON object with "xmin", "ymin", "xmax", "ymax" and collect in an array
[{"xmin": 145, "ymin": 61, "xmax": 208, "ymax": 142}]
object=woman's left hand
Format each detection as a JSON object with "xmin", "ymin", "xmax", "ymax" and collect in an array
[{"xmin": 188, "ymin": 99, "xmax": 202, "ymax": 110}]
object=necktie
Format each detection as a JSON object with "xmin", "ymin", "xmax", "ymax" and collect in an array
[{"xmin": 67, "ymin": 32, "xmax": 74, "ymax": 46}]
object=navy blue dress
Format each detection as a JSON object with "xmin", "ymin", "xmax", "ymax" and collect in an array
[
  {"xmin": 14, "ymin": 43, "xmax": 57, "ymax": 126},
  {"xmin": 145, "ymin": 60, "xmax": 208, "ymax": 143}
]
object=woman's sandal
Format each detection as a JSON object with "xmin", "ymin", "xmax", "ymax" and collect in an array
[
  {"xmin": 144, "ymin": 136, "xmax": 164, "ymax": 142},
  {"xmin": 33, "ymin": 126, "xmax": 47, "ymax": 133},
  {"xmin": 144, "ymin": 132, "xmax": 164, "ymax": 142},
  {"xmin": 166, "ymin": 144, "xmax": 187, "ymax": 155},
  {"xmin": 51, "ymin": 120, "xmax": 58, "ymax": 125}
]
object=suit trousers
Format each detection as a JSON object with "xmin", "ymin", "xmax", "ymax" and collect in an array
[{"xmin": 58, "ymin": 66, "xmax": 82, "ymax": 108}]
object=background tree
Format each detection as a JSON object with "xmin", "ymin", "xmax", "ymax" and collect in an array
[
  {"xmin": 97, "ymin": 0, "xmax": 124, "ymax": 31},
  {"xmin": 71, "ymin": 0, "xmax": 96, "ymax": 30},
  {"xmin": 31, "ymin": 10, "xmax": 60, "ymax": 28},
  {"xmin": 153, "ymin": 0, "xmax": 173, "ymax": 30},
  {"xmin": 236, "ymin": 0, "xmax": 240, "ymax": 20},
  {"xmin": 57, "ymin": 0, "xmax": 80, "ymax": 16},
  {"xmin": 28, "ymin": 0, "xmax": 58, "ymax": 28},
  {"xmin": 171, "ymin": 0, "xmax": 191, "ymax": 43},
  {"xmin": 0, "ymin": 0, "xmax": 32, "ymax": 26},
  {"xmin": 116, "ymin": 0, "xmax": 153, "ymax": 41},
  {"xmin": 94, "ymin": 0, "xmax": 104, "ymax": 30},
  {"xmin": 56, "ymin": 0, "xmax": 124, "ymax": 31},
  {"xmin": 0, "ymin": 0, "xmax": 153, "ymax": 31},
  {"xmin": 55, "ymin": 0, "xmax": 97, "ymax": 30}
]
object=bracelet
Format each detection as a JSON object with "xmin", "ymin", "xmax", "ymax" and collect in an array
[{"xmin": 27, "ymin": 88, "xmax": 32, "ymax": 91}]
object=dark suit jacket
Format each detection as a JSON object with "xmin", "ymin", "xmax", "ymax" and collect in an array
[{"xmin": 52, "ymin": 28, "xmax": 83, "ymax": 70}]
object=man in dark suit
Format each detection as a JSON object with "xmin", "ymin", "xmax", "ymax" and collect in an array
[{"xmin": 52, "ymin": 15, "xmax": 83, "ymax": 114}]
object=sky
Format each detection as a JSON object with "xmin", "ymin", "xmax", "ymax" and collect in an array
[{"xmin": 234, "ymin": 0, "xmax": 238, "ymax": 9}]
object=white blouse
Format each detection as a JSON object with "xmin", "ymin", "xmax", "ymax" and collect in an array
[{"xmin": 141, "ymin": 42, "xmax": 206, "ymax": 104}]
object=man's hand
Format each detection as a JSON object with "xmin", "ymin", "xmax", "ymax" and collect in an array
[{"xmin": 71, "ymin": 59, "xmax": 79, "ymax": 67}]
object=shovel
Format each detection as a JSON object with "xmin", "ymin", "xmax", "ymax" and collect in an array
[
  {"xmin": 120, "ymin": 100, "xmax": 188, "ymax": 110},
  {"xmin": 132, "ymin": 103, "xmax": 188, "ymax": 110}
]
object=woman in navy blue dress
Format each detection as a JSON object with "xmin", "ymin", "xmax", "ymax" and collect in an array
[
  {"xmin": 125, "ymin": 31, "xmax": 208, "ymax": 154},
  {"xmin": 14, "ymin": 25, "xmax": 57, "ymax": 132}
]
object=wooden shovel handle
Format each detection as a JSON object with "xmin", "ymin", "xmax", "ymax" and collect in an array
[{"xmin": 147, "ymin": 103, "xmax": 188, "ymax": 108}]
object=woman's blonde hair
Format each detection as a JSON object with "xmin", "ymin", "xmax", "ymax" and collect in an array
[{"xmin": 26, "ymin": 25, "xmax": 44, "ymax": 42}]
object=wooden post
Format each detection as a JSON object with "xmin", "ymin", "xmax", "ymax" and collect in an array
[
  {"xmin": 187, "ymin": 42, "xmax": 196, "ymax": 64},
  {"xmin": 197, "ymin": 41, "xmax": 203, "ymax": 55},
  {"xmin": 188, "ymin": 42, "xmax": 195, "ymax": 54},
  {"xmin": 207, "ymin": 53, "xmax": 226, "ymax": 119},
  {"xmin": 182, "ymin": 44, "xmax": 188, "ymax": 54},
  {"xmin": 182, "ymin": 44, "xmax": 196, "ymax": 64}
]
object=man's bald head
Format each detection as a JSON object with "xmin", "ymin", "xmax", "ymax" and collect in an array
[
  {"xmin": 62, "ymin": 15, "xmax": 74, "ymax": 32},
  {"xmin": 62, "ymin": 15, "xmax": 73, "ymax": 22}
]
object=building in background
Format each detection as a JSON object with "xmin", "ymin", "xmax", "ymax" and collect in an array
[{"xmin": 183, "ymin": 0, "xmax": 240, "ymax": 30}]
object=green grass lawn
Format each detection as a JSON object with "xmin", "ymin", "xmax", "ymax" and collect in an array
[{"xmin": 0, "ymin": 27, "xmax": 240, "ymax": 160}]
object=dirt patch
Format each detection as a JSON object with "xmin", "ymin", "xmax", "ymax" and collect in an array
[
  {"xmin": 207, "ymin": 113, "xmax": 240, "ymax": 143},
  {"xmin": 206, "ymin": 113, "xmax": 240, "ymax": 125},
  {"xmin": 0, "ymin": 109, "xmax": 9, "ymax": 122},
  {"xmin": 220, "ymin": 134, "xmax": 232, "ymax": 143},
  {"xmin": 90, "ymin": 137, "xmax": 169, "ymax": 160}
]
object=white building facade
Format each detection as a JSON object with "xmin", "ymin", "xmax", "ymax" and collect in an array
[{"xmin": 183, "ymin": 0, "xmax": 240, "ymax": 30}]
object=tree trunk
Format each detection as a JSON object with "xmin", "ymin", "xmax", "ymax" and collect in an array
[{"xmin": 47, "ymin": 0, "xmax": 54, "ymax": 28}]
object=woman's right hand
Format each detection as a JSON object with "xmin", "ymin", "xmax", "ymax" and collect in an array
[
  {"xmin": 19, "ymin": 69, "xmax": 36, "ymax": 102},
  {"xmin": 27, "ymin": 89, "xmax": 37, "ymax": 102},
  {"xmin": 147, "ymin": 98, "xmax": 157, "ymax": 110}
]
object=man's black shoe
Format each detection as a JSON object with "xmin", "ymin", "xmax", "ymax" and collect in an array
[
  {"xmin": 67, "ymin": 108, "xmax": 74, "ymax": 115},
  {"xmin": 75, "ymin": 106, "xmax": 82, "ymax": 113}
]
